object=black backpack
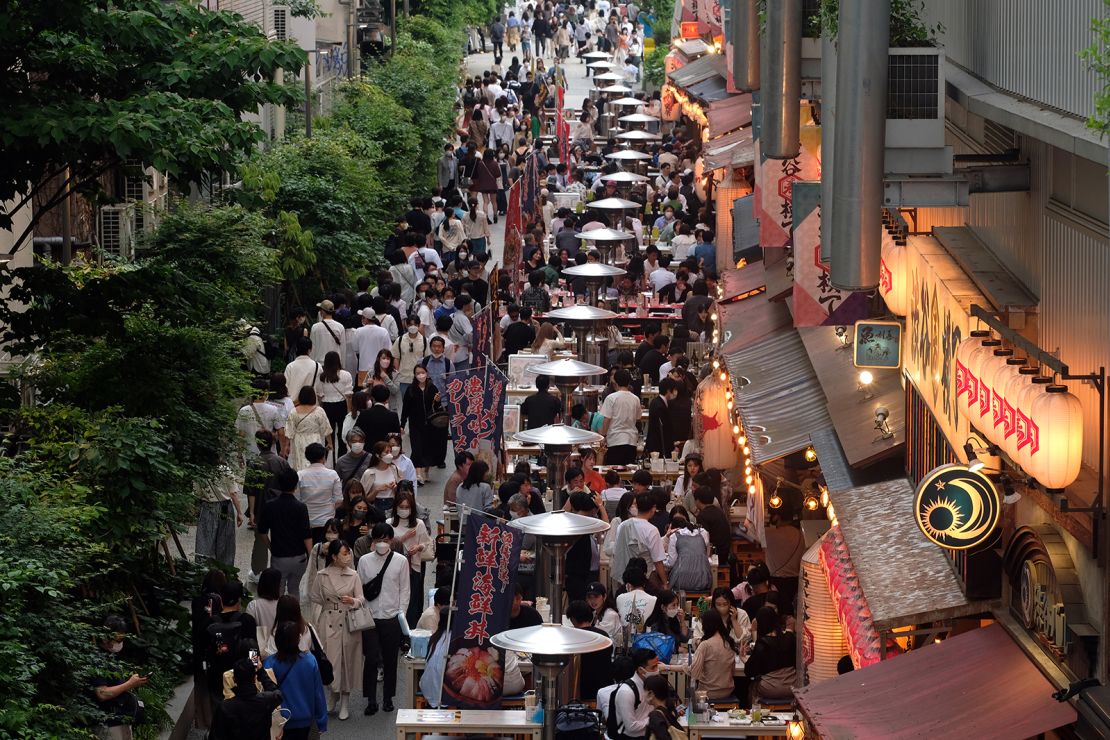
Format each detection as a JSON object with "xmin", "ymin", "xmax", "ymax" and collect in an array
[
  {"xmin": 606, "ymin": 681, "xmax": 640, "ymax": 740},
  {"xmin": 556, "ymin": 703, "xmax": 604, "ymax": 740},
  {"xmin": 205, "ymin": 611, "xmax": 244, "ymax": 688}
]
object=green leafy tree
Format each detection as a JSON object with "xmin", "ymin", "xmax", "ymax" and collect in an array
[
  {"xmin": 0, "ymin": 0, "xmax": 306, "ymax": 248},
  {"xmin": 1081, "ymin": 0, "xmax": 1110, "ymax": 136}
]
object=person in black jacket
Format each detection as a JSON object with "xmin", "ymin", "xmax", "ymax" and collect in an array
[
  {"xmin": 564, "ymin": 491, "xmax": 608, "ymax": 601},
  {"xmin": 209, "ymin": 657, "xmax": 283, "ymax": 740},
  {"xmin": 566, "ymin": 600, "xmax": 613, "ymax": 702},
  {"xmin": 692, "ymin": 486, "xmax": 733, "ymax": 564},
  {"xmin": 637, "ymin": 334, "xmax": 670, "ymax": 385},
  {"xmin": 645, "ymin": 378, "xmax": 678, "ymax": 458},
  {"xmin": 355, "ymin": 385, "xmax": 401, "ymax": 449}
]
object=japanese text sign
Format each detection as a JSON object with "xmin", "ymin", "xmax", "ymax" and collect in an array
[{"xmin": 854, "ymin": 320, "xmax": 903, "ymax": 369}]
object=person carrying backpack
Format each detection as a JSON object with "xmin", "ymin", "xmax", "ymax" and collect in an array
[
  {"xmin": 204, "ymin": 581, "xmax": 258, "ymax": 713},
  {"xmin": 607, "ymin": 648, "xmax": 659, "ymax": 740}
]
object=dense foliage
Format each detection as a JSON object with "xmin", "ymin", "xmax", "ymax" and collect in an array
[
  {"xmin": 1081, "ymin": 0, "xmax": 1110, "ymax": 136},
  {"xmin": 0, "ymin": 2, "xmax": 470, "ymax": 736},
  {"xmin": 0, "ymin": 0, "xmax": 305, "ymax": 246}
]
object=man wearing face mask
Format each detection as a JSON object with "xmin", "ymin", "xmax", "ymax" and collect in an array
[
  {"xmin": 610, "ymin": 647, "xmax": 660, "ymax": 740},
  {"xmin": 334, "ymin": 427, "xmax": 373, "ymax": 486},
  {"xmin": 356, "ymin": 523, "xmax": 410, "ymax": 715},
  {"xmin": 420, "ymin": 336, "xmax": 453, "ymax": 397},
  {"xmin": 92, "ymin": 615, "xmax": 148, "ymax": 739}
]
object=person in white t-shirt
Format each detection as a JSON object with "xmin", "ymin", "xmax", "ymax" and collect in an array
[
  {"xmin": 615, "ymin": 567, "xmax": 658, "ymax": 631},
  {"xmin": 235, "ymin": 389, "xmax": 287, "ymax": 457},
  {"xmin": 309, "ymin": 299, "xmax": 346, "ymax": 363},
  {"xmin": 599, "ymin": 368, "xmax": 642, "ymax": 465},
  {"xmin": 284, "ymin": 337, "xmax": 322, "ymax": 400},
  {"xmin": 649, "ymin": 257, "xmax": 677, "ymax": 294},
  {"xmin": 352, "ymin": 308, "xmax": 392, "ymax": 386}
]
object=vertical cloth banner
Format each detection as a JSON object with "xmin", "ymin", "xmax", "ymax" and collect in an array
[
  {"xmin": 556, "ymin": 85, "xmax": 569, "ymax": 165},
  {"xmin": 444, "ymin": 363, "xmax": 508, "ymax": 455},
  {"xmin": 521, "ymin": 151, "xmax": 540, "ymax": 217},
  {"xmin": 758, "ymin": 107, "xmax": 820, "ymax": 249},
  {"xmin": 441, "ymin": 512, "xmax": 524, "ymax": 708},
  {"xmin": 504, "ymin": 179, "xmax": 523, "ymax": 297},
  {"xmin": 471, "ymin": 304, "xmax": 495, "ymax": 367},
  {"xmin": 791, "ymin": 180, "xmax": 873, "ymax": 327}
]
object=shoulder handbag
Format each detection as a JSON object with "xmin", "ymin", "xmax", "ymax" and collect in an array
[
  {"xmin": 343, "ymin": 570, "xmax": 377, "ymax": 632},
  {"xmin": 308, "ymin": 625, "xmax": 334, "ymax": 686}
]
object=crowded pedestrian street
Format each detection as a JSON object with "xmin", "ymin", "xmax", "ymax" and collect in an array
[{"xmin": 6, "ymin": 1, "xmax": 1110, "ymax": 739}]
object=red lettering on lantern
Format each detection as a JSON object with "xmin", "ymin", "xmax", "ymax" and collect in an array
[
  {"xmin": 1002, "ymin": 399, "xmax": 1016, "ymax": 439},
  {"xmin": 1016, "ymin": 410, "xmax": 1030, "ymax": 450},
  {"xmin": 978, "ymin": 383, "xmax": 991, "ymax": 418},
  {"xmin": 879, "ymin": 259, "xmax": 892, "ymax": 296},
  {"xmin": 991, "ymin": 389, "xmax": 1004, "ymax": 428},
  {"xmin": 1027, "ymin": 418, "xmax": 1040, "ymax": 457},
  {"xmin": 955, "ymin": 360, "xmax": 969, "ymax": 399}
]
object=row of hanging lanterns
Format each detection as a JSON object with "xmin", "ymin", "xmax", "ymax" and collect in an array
[{"xmin": 954, "ymin": 332, "xmax": 1083, "ymax": 491}]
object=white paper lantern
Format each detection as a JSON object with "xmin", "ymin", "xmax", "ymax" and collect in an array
[
  {"xmin": 978, "ymin": 348, "xmax": 1012, "ymax": 439},
  {"xmin": 1015, "ymin": 377, "xmax": 1052, "ymax": 474},
  {"xmin": 879, "ymin": 237, "xmax": 909, "ymax": 316},
  {"xmin": 1029, "ymin": 385, "xmax": 1084, "ymax": 490},
  {"xmin": 955, "ymin": 331, "xmax": 991, "ymax": 422},
  {"xmin": 986, "ymin": 357, "xmax": 1024, "ymax": 447},
  {"xmin": 965, "ymin": 340, "xmax": 1001, "ymax": 432},
  {"xmin": 1002, "ymin": 367, "xmax": 1037, "ymax": 461}
]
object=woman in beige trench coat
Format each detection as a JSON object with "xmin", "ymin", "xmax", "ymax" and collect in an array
[{"xmin": 310, "ymin": 539, "xmax": 364, "ymax": 720}]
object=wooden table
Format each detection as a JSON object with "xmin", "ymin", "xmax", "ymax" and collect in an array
[
  {"xmin": 664, "ymin": 654, "xmax": 745, "ymax": 699},
  {"xmin": 681, "ymin": 712, "xmax": 795, "ymax": 739},
  {"xmin": 395, "ymin": 709, "xmax": 542, "ymax": 740}
]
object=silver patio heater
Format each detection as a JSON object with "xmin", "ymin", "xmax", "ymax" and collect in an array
[
  {"xmin": 574, "ymin": 226, "xmax": 636, "ymax": 265},
  {"xmin": 491, "ymin": 623, "xmax": 613, "ymax": 740},
  {"xmin": 514, "ymin": 425, "xmax": 603, "ymax": 511},
  {"xmin": 605, "ymin": 147, "xmax": 652, "ymax": 176},
  {"xmin": 586, "ymin": 196, "xmax": 640, "ymax": 230},
  {"xmin": 548, "ymin": 304, "xmax": 618, "ymax": 367},
  {"xmin": 600, "ymin": 170, "xmax": 650, "ymax": 200},
  {"xmin": 562, "ymin": 262, "xmax": 626, "ymax": 308},
  {"xmin": 529, "ymin": 357, "xmax": 608, "ymax": 420},
  {"xmin": 618, "ymin": 112, "xmax": 661, "ymax": 132}
]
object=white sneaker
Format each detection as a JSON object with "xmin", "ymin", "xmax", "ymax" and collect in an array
[{"xmin": 327, "ymin": 691, "xmax": 336, "ymax": 714}]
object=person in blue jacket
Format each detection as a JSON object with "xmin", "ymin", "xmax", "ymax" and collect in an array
[{"xmin": 264, "ymin": 621, "xmax": 328, "ymax": 738}]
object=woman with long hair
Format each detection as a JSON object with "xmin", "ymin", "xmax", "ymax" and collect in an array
[
  {"xmin": 315, "ymin": 351, "xmax": 353, "ymax": 464},
  {"xmin": 673, "ymin": 453, "xmax": 703, "ymax": 512},
  {"xmin": 309, "ymin": 539, "xmax": 364, "ymax": 720},
  {"xmin": 262, "ymin": 620, "xmax": 327, "ymax": 739},
  {"xmin": 644, "ymin": 589, "xmax": 689, "ymax": 644},
  {"xmin": 643, "ymin": 674, "xmax": 684, "ymax": 739},
  {"xmin": 368, "ymin": 348, "xmax": 400, "ymax": 413},
  {"xmin": 689, "ymin": 608, "xmax": 741, "ymax": 700},
  {"xmin": 456, "ymin": 460, "xmax": 495, "ymax": 514},
  {"xmin": 469, "ymin": 150, "xmax": 501, "ymax": 227},
  {"xmin": 390, "ymin": 491, "xmax": 434, "ymax": 627},
  {"xmin": 286, "ymin": 386, "xmax": 332, "ymax": 471},
  {"xmin": 529, "ymin": 321, "xmax": 562, "ymax": 358},
  {"xmin": 340, "ymin": 496, "xmax": 376, "ymax": 549},
  {"xmin": 401, "ymin": 365, "xmax": 447, "ymax": 482},
  {"xmin": 745, "ymin": 606, "xmax": 797, "ymax": 704},
  {"xmin": 584, "ymin": 581, "xmax": 622, "ymax": 641},
  {"xmin": 463, "ymin": 197, "xmax": 492, "ymax": 257},
  {"xmin": 359, "ymin": 441, "xmax": 402, "ymax": 515}
]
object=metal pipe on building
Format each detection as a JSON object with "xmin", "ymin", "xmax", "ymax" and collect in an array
[
  {"xmin": 829, "ymin": 0, "xmax": 891, "ymax": 291},
  {"xmin": 730, "ymin": 0, "xmax": 760, "ymax": 91},
  {"xmin": 762, "ymin": 0, "xmax": 801, "ymax": 159},
  {"xmin": 819, "ymin": 32, "xmax": 836, "ymax": 255}
]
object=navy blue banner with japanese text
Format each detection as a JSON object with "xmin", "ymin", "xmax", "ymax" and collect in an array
[
  {"xmin": 442, "ymin": 513, "xmax": 523, "ymax": 708},
  {"xmin": 443, "ymin": 362, "xmax": 507, "ymax": 455}
]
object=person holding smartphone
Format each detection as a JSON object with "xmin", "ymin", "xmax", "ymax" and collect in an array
[{"xmin": 209, "ymin": 653, "xmax": 284, "ymax": 739}]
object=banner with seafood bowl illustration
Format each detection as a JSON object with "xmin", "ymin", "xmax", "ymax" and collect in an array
[{"xmin": 440, "ymin": 512, "xmax": 523, "ymax": 708}]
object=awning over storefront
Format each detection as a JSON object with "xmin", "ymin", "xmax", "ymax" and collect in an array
[
  {"xmin": 673, "ymin": 38, "xmax": 710, "ymax": 63},
  {"xmin": 724, "ymin": 329, "xmax": 834, "ymax": 464},
  {"xmin": 706, "ymin": 92, "xmax": 752, "ymax": 138},
  {"xmin": 718, "ymin": 263, "xmax": 765, "ymax": 301},
  {"xmin": 827, "ymin": 479, "xmax": 989, "ymax": 630},
  {"xmin": 668, "ymin": 52, "xmax": 726, "ymax": 91},
  {"xmin": 798, "ymin": 327, "xmax": 905, "ymax": 467},
  {"xmin": 688, "ymin": 74, "xmax": 729, "ymax": 103},
  {"xmin": 796, "ymin": 623, "xmax": 1077, "ymax": 740},
  {"xmin": 704, "ymin": 128, "xmax": 755, "ymax": 171},
  {"xmin": 717, "ymin": 291, "xmax": 792, "ymax": 356}
]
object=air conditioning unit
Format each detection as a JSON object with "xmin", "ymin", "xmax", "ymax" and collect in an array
[
  {"xmin": 885, "ymin": 46, "xmax": 949, "ymax": 173},
  {"xmin": 122, "ymin": 165, "xmax": 169, "ymax": 238},
  {"xmin": 272, "ymin": 5, "xmax": 289, "ymax": 41},
  {"xmin": 97, "ymin": 204, "xmax": 136, "ymax": 260}
]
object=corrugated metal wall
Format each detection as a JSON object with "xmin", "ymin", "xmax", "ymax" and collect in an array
[
  {"xmin": 922, "ymin": 0, "xmax": 1105, "ymax": 121},
  {"xmin": 1041, "ymin": 214, "xmax": 1110, "ymax": 468}
]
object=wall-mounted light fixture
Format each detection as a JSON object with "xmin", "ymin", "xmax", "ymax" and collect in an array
[
  {"xmin": 857, "ymin": 370, "xmax": 874, "ymax": 399},
  {"xmin": 874, "ymin": 405, "xmax": 893, "ymax": 439}
]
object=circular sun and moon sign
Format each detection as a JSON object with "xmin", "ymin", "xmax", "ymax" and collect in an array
[{"xmin": 914, "ymin": 464, "xmax": 1001, "ymax": 550}]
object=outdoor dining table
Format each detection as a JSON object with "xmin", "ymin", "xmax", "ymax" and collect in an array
[
  {"xmin": 680, "ymin": 711, "xmax": 797, "ymax": 739},
  {"xmin": 394, "ymin": 708, "xmax": 541, "ymax": 740}
]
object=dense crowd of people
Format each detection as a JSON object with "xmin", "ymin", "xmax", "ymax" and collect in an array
[{"xmin": 173, "ymin": 2, "xmax": 803, "ymax": 737}]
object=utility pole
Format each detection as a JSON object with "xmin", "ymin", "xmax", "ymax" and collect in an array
[{"xmin": 304, "ymin": 52, "xmax": 313, "ymax": 138}]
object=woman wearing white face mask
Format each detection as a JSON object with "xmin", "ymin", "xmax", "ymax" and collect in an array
[
  {"xmin": 309, "ymin": 539, "xmax": 365, "ymax": 720},
  {"xmin": 359, "ymin": 441, "xmax": 401, "ymax": 517},
  {"xmin": 386, "ymin": 433, "xmax": 419, "ymax": 493},
  {"xmin": 389, "ymin": 490, "xmax": 433, "ymax": 627},
  {"xmin": 401, "ymin": 366, "xmax": 446, "ymax": 484},
  {"xmin": 644, "ymin": 590, "xmax": 689, "ymax": 645}
]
